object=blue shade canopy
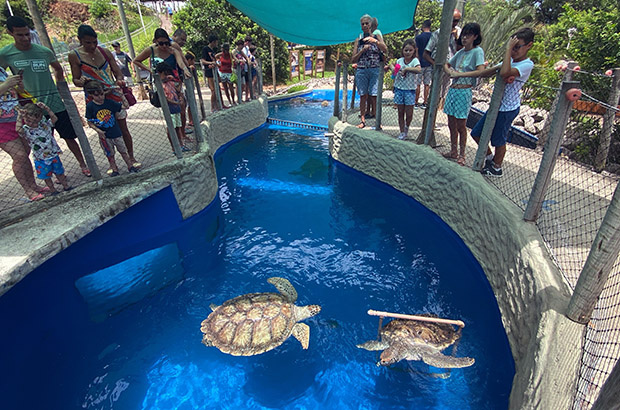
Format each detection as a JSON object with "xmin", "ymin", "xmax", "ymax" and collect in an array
[{"xmin": 226, "ymin": 0, "xmax": 418, "ymax": 45}]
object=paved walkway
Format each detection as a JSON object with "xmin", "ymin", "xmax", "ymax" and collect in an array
[
  {"xmin": 344, "ymin": 99, "xmax": 620, "ymax": 287},
  {"xmin": 0, "ymin": 82, "xmax": 213, "ymax": 215}
]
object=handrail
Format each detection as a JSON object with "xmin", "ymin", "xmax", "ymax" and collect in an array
[{"xmin": 367, "ymin": 309, "xmax": 465, "ymax": 328}]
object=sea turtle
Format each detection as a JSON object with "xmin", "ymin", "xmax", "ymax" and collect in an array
[
  {"xmin": 357, "ymin": 315, "xmax": 475, "ymax": 368},
  {"xmin": 200, "ymin": 277, "xmax": 321, "ymax": 356}
]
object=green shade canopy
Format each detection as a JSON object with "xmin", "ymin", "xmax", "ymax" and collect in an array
[{"xmin": 226, "ymin": 0, "xmax": 419, "ymax": 45}]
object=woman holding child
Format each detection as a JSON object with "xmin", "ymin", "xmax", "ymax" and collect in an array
[
  {"xmin": 68, "ymin": 24, "xmax": 140, "ymax": 169},
  {"xmin": 442, "ymin": 22, "xmax": 486, "ymax": 166},
  {"xmin": 0, "ymin": 67, "xmax": 47, "ymax": 201}
]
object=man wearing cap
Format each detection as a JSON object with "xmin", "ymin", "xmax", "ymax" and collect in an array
[{"xmin": 111, "ymin": 41, "xmax": 133, "ymax": 85}]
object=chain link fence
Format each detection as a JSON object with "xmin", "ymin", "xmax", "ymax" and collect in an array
[
  {"xmin": 0, "ymin": 65, "xmax": 263, "ymax": 215},
  {"xmin": 335, "ymin": 61, "xmax": 620, "ymax": 408}
]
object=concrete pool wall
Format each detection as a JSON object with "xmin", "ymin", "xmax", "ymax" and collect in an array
[
  {"xmin": 0, "ymin": 97, "xmax": 269, "ymax": 297},
  {"xmin": 0, "ymin": 97, "xmax": 586, "ymax": 408},
  {"xmin": 328, "ymin": 117, "xmax": 586, "ymax": 409}
]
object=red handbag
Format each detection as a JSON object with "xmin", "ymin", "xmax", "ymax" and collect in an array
[{"xmin": 98, "ymin": 46, "xmax": 136, "ymax": 106}]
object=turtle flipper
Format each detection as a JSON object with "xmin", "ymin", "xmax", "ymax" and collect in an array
[
  {"xmin": 421, "ymin": 352, "xmax": 475, "ymax": 368},
  {"xmin": 209, "ymin": 303, "xmax": 219, "ymax": 311},
  {"xmin": 201, "ymin": 333, "xmax": 214, "ymax": 347},
  {"xmin": 291, "ymin": 322, "xmax": 310, "ymax": 349},
  {"xmin": 357, "ymin": 340, "xmax": 389, "ymax": 351},
  {"xmin": 267, "ymin": 277, "xmax": 298, "ymax": 302}
]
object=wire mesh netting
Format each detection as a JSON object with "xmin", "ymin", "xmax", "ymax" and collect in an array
[
  {"xmin": 340, "ymin": 63, "xmax": 620, "ymax": 409},
  {"xmin": 0, "ymin": 64, "xmax": 265, "ymax": 216}
]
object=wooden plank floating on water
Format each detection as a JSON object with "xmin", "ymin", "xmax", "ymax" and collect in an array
[{"xmin": 367, "ymin": 309, "xmax": 466, "ymax": 328}]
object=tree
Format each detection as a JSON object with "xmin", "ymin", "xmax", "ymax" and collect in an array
[{"xmin": 172, "ymin": 0, "xmax": 290, "ymax": 83}]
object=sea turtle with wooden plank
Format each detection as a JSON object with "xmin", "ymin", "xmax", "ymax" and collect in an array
[
  {"xmin": 357, "ymin": 314, "xmax": 475, "ymax": 368},
  {"xmin": 200, "ymin": 277, "xmax": 321, "ymax": 356}
]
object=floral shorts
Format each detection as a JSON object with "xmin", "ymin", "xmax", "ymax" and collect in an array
[{"xmin": 35, "ymin": 155, "xmax": 64, "ymax": 179}]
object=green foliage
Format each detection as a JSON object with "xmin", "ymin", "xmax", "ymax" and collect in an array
[
  {"xmin": 465, "ymin": 1, "xmax": 535, "ymax": 64},
  {"xmin": 172, "ymin": 0, "xmax": 290, "ymax": 83},
  {"xmin": 287, "ymin": 85, "xmax": 307, "ymax": 93},
  {"xmin": 89, "ymin": 0, "xmax": 112, "ymax": 19},
  {"xmin": 517, "ymin": 0, "xmax": 612, "ymax": 24},
  {"xmin": 548, "ymin": 5, "xmax": 620, "ymax": 72}
]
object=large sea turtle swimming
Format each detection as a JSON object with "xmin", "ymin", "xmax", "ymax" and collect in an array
[
  {"xmin": 200, "ymin": 277, "xmax": 321, "ymax": 356},
  {"xmin": 357, "ymin": 315, "xmax": 475, "ymax": 368}
]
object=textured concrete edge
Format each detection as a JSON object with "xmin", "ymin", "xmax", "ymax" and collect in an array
[
  {"xmin": 0, "ymin": 98, "xmax": 269, "ymax": 297},
  {"xmin": 328, "ymin": 117, "xmax": 585, "ymax": 409}
]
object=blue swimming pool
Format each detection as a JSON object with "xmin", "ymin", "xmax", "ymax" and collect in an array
[
  {"xmin": 0, "ymin": 121, "xmax": 514, "ymax": 409},
  {"xmin": 268, "ymin": 89, "xmax": 358, "ymax": 126}
]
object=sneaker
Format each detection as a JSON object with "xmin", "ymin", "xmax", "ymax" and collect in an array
[
  {"xmin": 397, "ymin": 132, "xmax": 406, "ymax": 140},
  {"xmin": 420, "ymin": 103, "xmax": 427, "ymax": 109},
  {"xmin": 185, "ymin": 127, "xmax": 194, "ymax": 134},
  {"xmin": 181, "ymin": 145, "xmax": 192, "ymax": 152},
  {"xmin": 481, "ymin": 164, "xmax": 503, "ymax": 177}
]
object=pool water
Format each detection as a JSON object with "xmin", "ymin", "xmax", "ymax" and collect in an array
[
  {"xmin": 268, "ymin": 89, "xmax": 358, "ymax": 126},
  {"xmin": 0, "ymin": 122, "xmax": 514, "ymax": 409}
]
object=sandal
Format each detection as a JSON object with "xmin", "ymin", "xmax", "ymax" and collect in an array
[
  {"xmin": 106, "ymin": 169, "xmax": 120, "ymax": 177},
  {"xmin": 442, "ymin": 152, "xmax": 458, "ymax": 160},
  {"xmin": 28, "ymin": 193, "xmax": 45, "ymax": 202},
  {"xmin": 457, "ymin": 155, "xmax": 466, "ymax": 166},
  {"xmin": 357, "ymin": 120, "xmax": 366, "ymax": 129},
  {"xmin": 35, "ymin": 186, "xmax": 51, "ymax": 193},
  {"xmin": 81, "ymin": 167, "xmax": 92, "ymax": 177}
]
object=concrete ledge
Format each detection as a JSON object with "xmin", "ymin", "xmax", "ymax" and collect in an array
[
  {"xmin": 0, "ymin": 97, "xmax": 269, "ymax": 297},
  {"xmin": 328, "ymin": 117, "xmax": 585, "ymax": 409}
]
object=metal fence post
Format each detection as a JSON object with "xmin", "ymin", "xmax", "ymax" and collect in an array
[
  {"xmin": 341, "ymin": 63, "xmax": 348, "ymax": 123},
  {"xmin": 56, "ymin": 82, "xmax": 102, "ymax": 180},
  {"xmin": 524, "ymin": 80, "xmax": 580, "ymax": 222},
  {"xmin": 350, "ymin": 79, "xmax": 356, "ymax": 110},
  {"xmin": 538, "ymin": 61, "xmax": 577, "ymax": 149},
  {"xmin": 333, "ymin": 61, "xmax": 341, "ymax": 118},
  {"xmin": 212, "ymin": 66, "xmax": 223, "ymax": 111},
  {"xmin": 472, "ymin": 73, "xmax": 505, "ymax": 171},
  {"xmin": 257, "ymin": 58, "xmax": 264, "ymax": 95},
  {"xmin": 594, "ymin": 67, "xmax": 620, "ymax": 172},
  {"xmin": 191, "ymin": 66, "xmax": 206, "ymax": 120},
  {"xmin": 592, "ymin": 356, "xmax": 620, "ymax": 410},
  {"xmin": 375, "ymin": 68, "xmax": 384, "ymax": 130},
  {"xmin": 567, "ymin": 180, "xmax": 620, "ymax": 323},
  {"xmin": 153, "ymin": 74, "xmax": 183, "ymax": 159},
  {"xmin": 184, "ymin": 76, "xmax": 204, "ymax": 144},
  {"xmin": 417, "ymin": 0, "xmax": 456, "ymax": 146},
  {"xmin": 235, "ymin": 65, "xmax": 243, "ymax": 104}
]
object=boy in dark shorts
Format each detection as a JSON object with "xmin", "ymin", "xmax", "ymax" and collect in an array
[
  {"xmin": 84, "ymin": 81, "xmax": 138, "ymax": 176},
  {"xmin": 471, "ymin": 28, "xmax": 535, "ymax": 177}
]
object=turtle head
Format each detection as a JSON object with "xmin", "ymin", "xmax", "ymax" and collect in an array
[
  {"xmin": 378, "ymin": 350, "xmax": 399, "ymax": 366},
  {"xmin": 296, "ymin": 304, "xmax": 322, "ymax": 321}
]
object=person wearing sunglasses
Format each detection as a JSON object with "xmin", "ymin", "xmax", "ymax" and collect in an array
[
  {"xmin": 134, "ymin": 28, "xmax": 192, "ymax": 82},
  {"xmin": 69, "ymin": 24, "xmax": 141, "ymax": 169},
  {"xmin": 423, "ymin": 9, "xmax": 462, "ymax": 110},
  {"xmin": 471, "ymin": 27, "xmax": 535, "ymax": 177}
]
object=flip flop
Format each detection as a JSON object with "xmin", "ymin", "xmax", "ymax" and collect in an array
[
  {"xmin": 357, "ymin": 120, "xmax": 366, "ymax": 129},
  {"xmin": 457, "ymin": 155, "xmax": 466, "ymax": 166},
  {"xmin": 81, "ymin": 167, "xmax": 92, "ymax": 177},
  {"xmin": 28, "ymin": 193, "xmax": 45, "ymax": 202},
  {"xmin": 35, "ymin": 186, "xmax": 52, "ymax": 193}
]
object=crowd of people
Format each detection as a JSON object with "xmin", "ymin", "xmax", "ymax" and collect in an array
[
  {"xmin": 200, "ymin": 35, "xmax": 259, "ymax": 110},
  {"xmin": 0, "ymin": 18, "xmax": 217, "ymax": 203},
  {"xmin": 352, "ymin": 11, "xmax": 535, "ymax": 176}
]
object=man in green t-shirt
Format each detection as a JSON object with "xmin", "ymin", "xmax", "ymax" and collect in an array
[{"xmin": 0, "ymin": 16, "xmax": 90, "ymax": 176}]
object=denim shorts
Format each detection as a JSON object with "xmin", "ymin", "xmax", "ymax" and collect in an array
[
  {"xmin": 394, "ymin": 87, "xmax": 416, "ymax": 106},
  {"xmin": 356, "ymin": 67, "xmax": 381, "ymax": 96},
  {"xmin": 471, "ymin": 107, "xmax": 520, "ymax": 147},
  {"xmin": 35, "ymin": 155, "xmax": 64, "ymax": 179}
]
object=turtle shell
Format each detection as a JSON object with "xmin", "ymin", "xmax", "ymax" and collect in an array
[
  {"xmin": 382, "ymin": 317, "xmax": 460, "ymax": 351},
  {"xmin": 200, "ymin": 292, "xmax": 295, "ymax": 356}
]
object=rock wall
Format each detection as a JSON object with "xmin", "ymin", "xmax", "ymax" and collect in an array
[
  {"xmin": 328, "ymin": 117, "xmax": 585, "ymax": 409},
  {"xmin": 0, "ymin": 97, "xmax": 269, "ymax": 297}
]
